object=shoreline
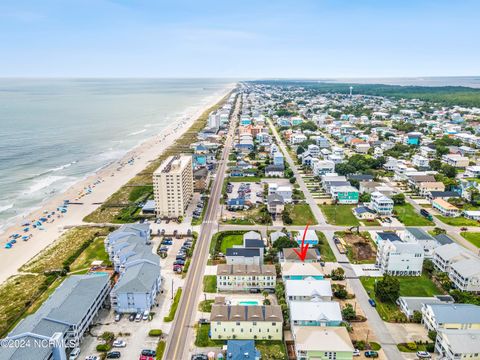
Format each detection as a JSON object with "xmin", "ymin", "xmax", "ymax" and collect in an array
[{"xmin": 0, "ymin": 83, "xmax": 236, "ymax": 284}]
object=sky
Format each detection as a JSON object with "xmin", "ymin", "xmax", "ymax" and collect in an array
[{"xmin": 0, "ymin": 0, "xmax": 479, "ymax": 78}]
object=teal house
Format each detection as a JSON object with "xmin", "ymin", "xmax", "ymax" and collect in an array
[
  {"xmin": 407, "ymin": 132, "xmax": 422, "ymax": 145},
  {"xmin": 330, "ymin": 185, "xmax": 359, "ymax": 204}
]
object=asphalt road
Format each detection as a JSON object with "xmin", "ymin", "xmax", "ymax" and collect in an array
[{"xmin": 163, "ymin": 93, "xmax": 240, "ymax": 360}]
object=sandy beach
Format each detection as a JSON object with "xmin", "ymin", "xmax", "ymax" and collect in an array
[{"xmin": 0, "ymin": 83, "xmax": 235, "ymax": 284}]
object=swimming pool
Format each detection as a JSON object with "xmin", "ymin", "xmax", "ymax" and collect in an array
[{"xmin": 238, "ymin": 300, "xmax": 259, "ymax": 306}]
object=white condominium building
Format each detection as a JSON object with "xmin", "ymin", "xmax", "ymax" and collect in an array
[{"xmin": 153, "ymin": 155, "xmax": 193, "ymax": 218}]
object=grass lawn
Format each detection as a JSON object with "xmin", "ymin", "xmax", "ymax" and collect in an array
[
  {"xmin": 315, "ymin": 231, "xmax": 337, "ymax": 262},
  {"xmin": 155, "ymin": 340, "xmax": 166, "ymax": 360},
  {"xmin": 436, "ymin": 216, "xmax": 480, "ymax": 227},
  {"xmin": 461, "ymin": 232, "xmax": 480, "ymax": 248},
  {"xmin": 219, "ymin": 234, "xmax": 243, "ymax": 253},
  {"xmin": 198, "ymin": 300, "xmax": 214, "ymax": 312},
  {"xmin": 285, "ymin": 203, "xmax": 318, "ymax": 225},
  {"xmin": 209, "ymin": 231, "xmax": 247, "ymax": 255},
  {"xmin": 203, "ymin": 275, "xmax": 217, "ymax": 293},
  {"xmin": 360, "ymin": 275, "xmax": 442, "ymax": 322},
  {"xmin": 69, "ymin": 236, "xmax": 110, "ymax": 272},
  {"xmin": 319, "ymin": 205, "xmax": 360, "ymax": 226},
  {"xmin": 164, "ymin": 288, "xmax": 182, "ymax": 322},
  {"xmin": 195, "ymin": 324, "xmax": 225, "ymax": 347},
  {"xmin": 394, "ymin": 204, "xmax": 434, "ymax": 226},
  {"xmin": 256, "ymin": 341, "xmax": 288, "ymax": 360}
]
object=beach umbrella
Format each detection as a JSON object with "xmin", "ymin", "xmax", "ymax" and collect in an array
[
  {"xmin": 5, "ymin": 243, "xmax": 12, "ymax": 249},
  {"xmin": 21, "ymin": 222, "xmax": 30, "ymax": 226},
  {"xmin": 22, "ymin": 236, "xmax": 29, "ymax": 241},
  {"xmin": 23, "ymin": 227, "xmax": 29, "ymax": 232}
]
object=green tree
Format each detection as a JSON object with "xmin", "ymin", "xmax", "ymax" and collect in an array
[
  {"xmin": 436, "ymin": 145, "xmax": 449, "ymax": 157},
  {"xmin": 441, "ymin": 164, "xmax": 457, "ymax": 178},
  {"xmin": 412, "ymin": 310, "xmax": 423, "ymax": 323},
  {"xmin": 341, "ymin": 303, "xmax": 356, "ymax": 321},
  {"xmin": 282, "ymin": 212, "xmax": 293, "ymax": 225},
  {"xmin": 273, "ymin": 236, "xmax": 297, "ymax": 250},
  {"xmin": 392, "ymin": 193, "xmax": 406, "ymax": 205},
  {"xmin": 375, "ymin": 275, "xmax": 400, "ymax": 302},
  {"xmin": 359, "ymin": 192, "xmax": 371, "ymax": 203},
  {"xmin": 429, "ymin": 159, "xmax": 442, "ymax": 171}
]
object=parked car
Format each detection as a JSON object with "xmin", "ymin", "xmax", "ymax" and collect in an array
[
  {"xmin": 365, "ymin": 351, "xmax": 379, "ymax": 358},
  {"xmin": 114, "ymin": 313, "xmax": 122, "ymax": 322},
  {"xmin": 249, "ymin": 288, "xmax": 260, "ymax": 294},
  {"xmin": 368, "ymin": 298, "xmax": 376, "ymax": 307},
  {"xmin": 85, "ymin": 356, "xmax": 98, "ymax": 360},
  {"xmin": 69, "ymin": 348, "xmax": 80, "ymax": 360},
  {"xmin": 135, "ymin": 312, "xmax": 142, "ymax": 322},
  {"xmin": 173, "ymin": 265, "xmax": 183, "ymax": 272},
  {"xmin": 174, "ymin": 260, "xmax": 186, "ymax": 266},
  {"xmin": 112, "ymin": 340, "xmax": 126, "ymax": 348},
  {"xmin": 191, "ymin": 355, "xmax": 208, "ymax": 360},
  {"xmin": 416, "ymin": 351, "xmax": 431, "ymax": 359},
  {"xmin": 128, "ymin": 313, "xmax": 136, "ymax": 322},
  {"xmin": 139, "ymin": 356, "xmax": 154, "ymax": 360},
  {"xmin": 141, "ymin": 350, "xmax": 156, "ymax": 357},
  {"xmin": 353, "ymin": 349, "xmax": 360, "ymax": 357},
  {"xmin": 106, "ymin": 352, "xmax": 121, "ymax": 359},
  {"xmin": 143, "ymin": 310, "xmax": 150, "ymax": 320}
]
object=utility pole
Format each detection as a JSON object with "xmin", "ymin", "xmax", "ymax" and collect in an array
[{"xmin": 171, "ymin": 279, "xmax": 174, "ymax": 300}]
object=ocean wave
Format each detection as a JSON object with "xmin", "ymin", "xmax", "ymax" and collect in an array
[
  {"xmin": 24, "ymin": 175, "xmax": 66, "ymax": 195},
  {"xmin": 47, "ymin": 160, "xmax": 78, "ymax": 173},
  {"xmin": 0, "ymin": 203, "xmax": 14, "ymax": 213},
  {"xmin": 129, "ymin": 129, "xmax": 147, "ymax": 136}
]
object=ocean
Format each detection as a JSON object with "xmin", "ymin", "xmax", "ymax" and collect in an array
[{"xmin": 0, "ymin": 78, "xmax": 233, "ymax": 232}]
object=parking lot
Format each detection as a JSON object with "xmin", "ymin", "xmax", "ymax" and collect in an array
[
  {"xmin": 225, "ymin": 181, "xmax": 264, "ymax": 204},
  {"xmin": 79, "ymin": 234, "xmax": 190, "ymax": 360}
]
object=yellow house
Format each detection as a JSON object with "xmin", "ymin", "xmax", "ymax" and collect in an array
[{"xmin": 210, "ymin": 305, "xmax": 283, "ymax": 340}]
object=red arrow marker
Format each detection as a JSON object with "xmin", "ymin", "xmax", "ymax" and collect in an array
[{"xmin": 293, "ymin": 223, "xmax": 309, "ymax": 262}]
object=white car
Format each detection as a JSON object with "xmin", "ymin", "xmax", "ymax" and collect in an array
[
  {"xmin": 353, "ymin": 349, "xmax": 361, "ymax": 357},
  {"xmin": 416, "ymin": 351, "xmax": 431, "ymax": 359},
  {"xmin": 85, "ymin": 356, "xmax": 98, "ymax": 360},
  {"xmin": 112, "ymin": 340, "xmax": 126, "ymax": 348}
]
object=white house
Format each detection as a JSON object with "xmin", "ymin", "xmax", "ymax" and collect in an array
[
  {"xmin": 421, "ymin": 303, "xmax": 480, "ymax": 331},
  {"xmin": 369, "ymin": 191, "xmax": 394, "ymax": 215},
  {"xmin": 376, "ymin": 240, "xmax": 424, "ymax": 276},
  {"xmin": 285, "ymin": 279, "xmax": 332, "ymax": 302},
  {"xmin": 449, "ymin": 258, "xmax": 480, "ymax": 292},
  {"xmin": 412, "ymin": 154, "xmax": 430, "ymax": 168},
  {"xmin": 435, "ymin": 329, "xmax": 480, "ymax": 360}
]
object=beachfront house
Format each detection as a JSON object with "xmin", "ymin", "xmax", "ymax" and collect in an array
[{"xmin": 1, "ymin": 274, "xmax": 110, "ymax": 360}]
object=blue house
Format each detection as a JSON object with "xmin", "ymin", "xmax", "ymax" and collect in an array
[
  {"xmin": 407, "ymin": 132, "xmax": 422, "ymax": 145},
  {"xmin": 295, "ymin": 229, "xmax": 319, "ymax": 245},
  {"xmin": 226, "ymin": 340, "xmax": 261, "ymax": 360}
]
